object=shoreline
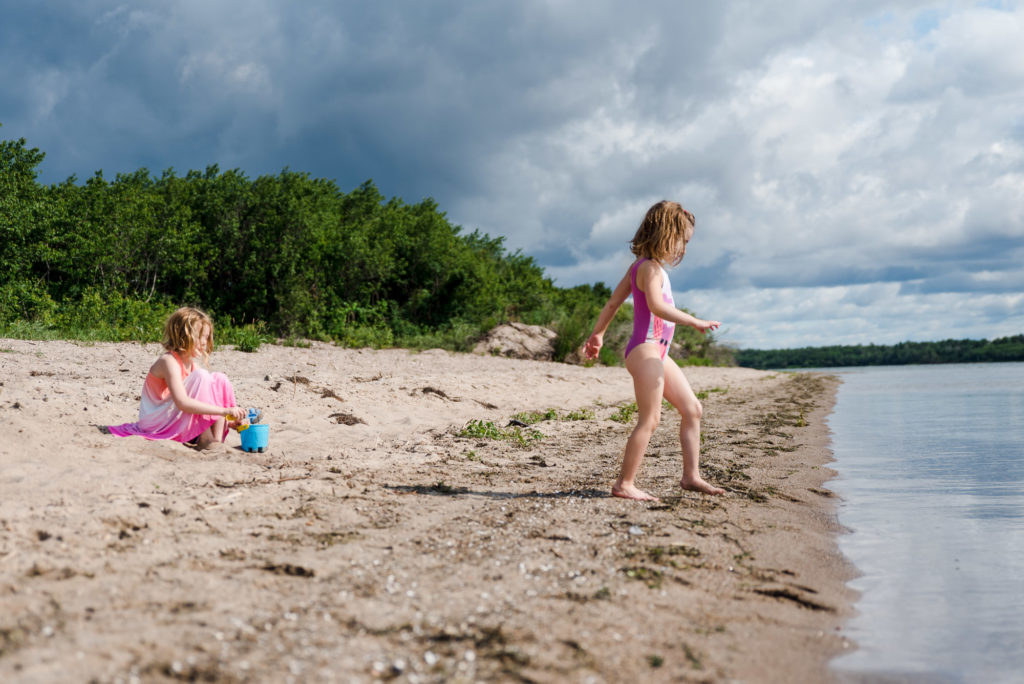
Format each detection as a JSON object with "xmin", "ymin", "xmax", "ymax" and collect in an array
[{"xmin": 1, "ymin": 339, "xmax": 854, "ymax": 682}]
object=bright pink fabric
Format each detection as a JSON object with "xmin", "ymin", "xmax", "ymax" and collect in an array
[
  {"xmin": 108, "ymin": 358, "xmax": 237, "ymax": 443},
  {"xmin": 624, "ymin": 258, "xmax": 676, "ymax": 360}
]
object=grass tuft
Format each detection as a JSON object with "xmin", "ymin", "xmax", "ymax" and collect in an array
[
  {"xmin": 609, "ymin": 402, "xmax": 638, "ymax": 423},
  {"xmin": 459, "ymin": 419, "xmax": 544, "ymax": 445}
]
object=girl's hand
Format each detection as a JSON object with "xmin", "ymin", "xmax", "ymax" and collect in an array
[
  {"xmin": 583, "ymin": 332, "xmax": 603, "ymax": 360},
  {"xmin": 225, "ymin": 406, "xmax": 248, "ymax": 423},
  {"xmin": 695, "ymin": 319, "xmax": 721, "ymax": 334}
]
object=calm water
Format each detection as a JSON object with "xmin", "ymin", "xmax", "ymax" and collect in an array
[{"xmin": 825, "ymin": 363, "xmax": 1024, "ymax": 683}]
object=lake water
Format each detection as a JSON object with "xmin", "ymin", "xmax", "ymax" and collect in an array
[{"xmin": 824, "ymin": 363, "xmax": 1024, "ymax": 683}]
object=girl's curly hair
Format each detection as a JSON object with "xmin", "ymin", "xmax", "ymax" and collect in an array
[
  {"xmin": 163, "ymin": 307, "xmax": 214, "ymax": 363},
  {"xmin": 629, "ymin": 200, "xmax": 695, "ymax": 265}
]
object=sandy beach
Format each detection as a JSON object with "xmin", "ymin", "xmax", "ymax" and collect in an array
[{"xmin": 1, "ymin": 339, "xmax": 854, "ymax": 683}]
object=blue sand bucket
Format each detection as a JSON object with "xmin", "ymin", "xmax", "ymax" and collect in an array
[{"xmin": 240, "ymin": 424, "xmax": 270, "ymax": 453}]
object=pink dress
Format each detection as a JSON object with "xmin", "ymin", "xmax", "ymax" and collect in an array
[{"xmin": 108, "ymin": 351, "xmax": 237, "ymax": 442}]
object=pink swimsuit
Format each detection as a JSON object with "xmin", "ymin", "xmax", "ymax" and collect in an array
[{"xmin": 624, "ymin": 258, "xmax": 676, "ymax": 360}]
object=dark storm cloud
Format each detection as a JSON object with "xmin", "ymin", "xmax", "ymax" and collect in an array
[
  {"xmin": 5, "ymin": 2, "xmax": 723, "ymax": 191},
  {"xmin": 2, "ymin": 1, "xmax": 1023, "ymax": 347}
]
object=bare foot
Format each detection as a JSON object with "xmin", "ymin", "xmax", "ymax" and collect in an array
[
  {"xmin": 194, "ymin": 434, "xmax": 225, "ymax": 451},
  {"xmin": 681, "ymin": 477, "xmax": 725, "ymax": 496},
  {"xmin": 194, "ymin": 442, "xmax": 232, "ymax": 457},
  {"xmin": 611, "ymin": 485, "xmax": 660, "ymax": 502}
]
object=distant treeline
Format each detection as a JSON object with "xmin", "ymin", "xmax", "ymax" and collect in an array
[
  {"xmin": 0, "ymin": 132, "xmax": 720, "ymax": 364},
  {"xmin": 736, "ymin": 335, "xmax": 1024, "ymax": 369}
]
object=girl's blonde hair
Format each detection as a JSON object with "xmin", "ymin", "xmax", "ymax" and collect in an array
[
  {"xmin": 163, "ymin": 307, "xmax": 214, "ymax": 362},
  {"xmin": 629, "ymin": 200, "xmax": 696, "ymax": 265}
]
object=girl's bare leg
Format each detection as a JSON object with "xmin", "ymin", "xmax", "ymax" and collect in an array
[
  {"xmin": 195, "ymin": 426, "xmax": 217, "ymax": 449},
  {"xmin": 662, "ymin": 359, "xmax": 724, "ymax": 495},
  {"xmin": 195, "ymin": 417, "xmax": 228, "ymax": 450},
  {"xmin": 614, "ymin": 345, "xmax": 666, "ymax": 501},
  {"xmin": 212, "ymin": 416, "xmax": 227, "ymax": 441}
]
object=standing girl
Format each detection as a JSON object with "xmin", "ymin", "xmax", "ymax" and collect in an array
[
  {"xmin": 584, "ymin": 201, "xmax": 724, "ymax": 501},
  {"xmin": 109, "ymin": 307, "xmax": 247, "ymax": 449}
]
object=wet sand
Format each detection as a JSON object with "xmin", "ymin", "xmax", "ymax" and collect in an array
[{"xmin": 0, "ymin": 339, "xmax": 854, "ymax": 682}]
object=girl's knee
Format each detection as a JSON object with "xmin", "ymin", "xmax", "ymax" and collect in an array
[
  {"xmin": 679, "ymin": 399, "xmax": 702, "ymax": 422},
  {"xmin": 633, "ymin": 415, "xmax": 660, "ymax": 435}
]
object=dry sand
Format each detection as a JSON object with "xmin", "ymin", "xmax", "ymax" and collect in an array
[{"xmin": 1, "ymin": 339, "xmax": 855, "ymax": 683}]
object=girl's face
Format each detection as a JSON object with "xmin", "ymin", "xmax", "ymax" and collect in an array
[
  {"xmin": 199, "ymin": 324, "xmax": 212, "ymax": 354},
  {"xmin": 670, "ymin": 229, "xmax": 692, "ymax": 264},
  {"xmin": 190, "ymin": 323, "xmax": 211, "ymax": 357}
]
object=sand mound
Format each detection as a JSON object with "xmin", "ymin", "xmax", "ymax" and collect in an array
[{"xmin": 472, "ymin": 322, "xmax": 557, "ymax": 360}]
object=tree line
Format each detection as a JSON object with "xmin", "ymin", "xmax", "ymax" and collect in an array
[
  {"xmin": 0, "ymin": 131, "xmax": 720, "ymax": 364},
  {"xmin": 735, "ymin": 335, "xmax": 1024, "ymax": 369}
]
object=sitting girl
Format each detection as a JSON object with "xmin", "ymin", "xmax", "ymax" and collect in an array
[{"xmin": 109, "ymin": 307, "xmax": 247, "ymax": 449}]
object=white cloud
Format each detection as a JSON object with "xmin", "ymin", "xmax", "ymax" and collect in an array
[
  {"xmin": 179, "ymin": 53, "xmax": 272, "ymax": 94},
  {"xmin": 27, "ymin": 69, "xmax": 72, "ymax": 120},
  {"xmin": 690, "ymin": 284, "xmax": 1024, "ymax": 349},
  {"xmin": 3, "ymin": 0, "xmax": 1022, "ymax": 348}
]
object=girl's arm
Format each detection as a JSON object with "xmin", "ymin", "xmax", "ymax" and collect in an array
[
  {"xmin": 151, "ymin": 355, "xmax": 247, "ymax": 421},
  {"xmin": 637, "ymin": 261, "xmax": 721, "ymax": 333},
  {"xmin": 584, "ymin": 269, "xmax": 633, "ymax": 359}
]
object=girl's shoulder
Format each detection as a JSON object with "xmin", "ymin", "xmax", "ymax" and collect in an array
[
  {"xmin": 633, "ymin": 258, "xmax": 666, "ymax": 292},
  {"xmin": 635, "ymin": 257, "xmax": 665, "ymax": 278},
  {"xmin": 149, "ymin": 352, "xmax": 172, "ymax": 377},
  {"xmin": 150, "ymin": 350, "xmax": 187, "ymax": 377}
]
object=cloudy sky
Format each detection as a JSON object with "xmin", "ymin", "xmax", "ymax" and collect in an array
[{"xmin": 3, "ymin": 1, "xmax": 1022, "ymax": 349}]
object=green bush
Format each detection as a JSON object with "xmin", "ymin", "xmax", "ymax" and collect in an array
[
  {"xmin": 0, "ymin": 131, "xmax": 727, "ymax": 365},
  {"xmin": 219, "ymin": 321, "xmax": 271, "ymax": 352},
  {"xmin": 0, "ymin": 281, "xmax": 58, "ymax": 326}
]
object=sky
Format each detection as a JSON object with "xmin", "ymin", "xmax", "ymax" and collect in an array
[{"xmin": 2, "ymin": 0, "xmax": 1022, "ymax": 349}]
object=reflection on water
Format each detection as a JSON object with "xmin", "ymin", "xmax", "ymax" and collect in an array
[{"xmin": 826, "ymin": 363, "xmax": 1024, "ymax": 684}]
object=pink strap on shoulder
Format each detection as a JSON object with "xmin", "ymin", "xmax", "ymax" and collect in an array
[
  {"xmin": 631, "ymin": 257, "xmax": 647, "ymax": 288},
  {"xmin": 169, "ymin": 351, "xmax": 190, "ymax": 379}
]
